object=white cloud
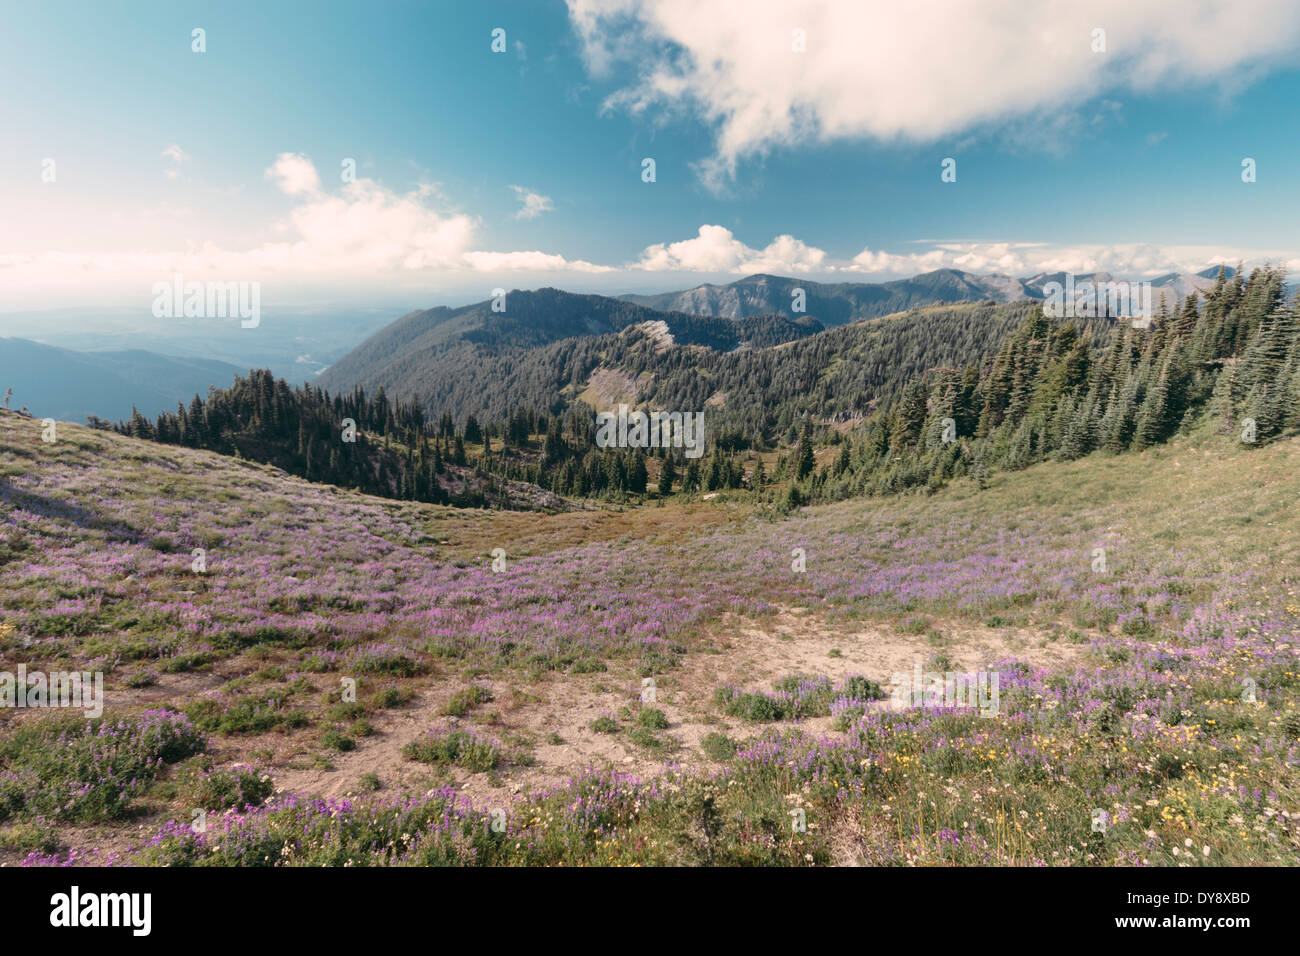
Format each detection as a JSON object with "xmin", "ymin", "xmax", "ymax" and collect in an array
[
  {"xmin": 843, "ymin": 240, "xmax": 1296, "ymax": 280},
  {"xmin": 567, "ymin": 0, "xmax": 1300, "ymax": 186},
  {"xmin": 162, "ymin": 144, "xmax": 190, "ymax": 165},
  {"xmin": 633, "ymin": 229, "xmax": 1297, "ymax": 280},
  {"xmin": 0, "ymin": 156, "xmax": 606, "ymax": 301},
  {"xmin": 508, "ymin": 185, "xmax": 555, "ymax": 220},
  {"xmin": 266, "ymin": 152, "xmax": 323, "ymax": 197},
  {"xmin": 637, "ymin": 224, "xmax": 826, "ymax": 272},
  {"xmin": 162, "ymin": 143, "xmax": 191, "ymax": 181},
  {"xmin": 1, "ymin": 153, "xmax": 1294, "ymax": 307},
  {"xmin": 258, "ymin": 176, "xmax": 475, "ymax": 271},
  {"xmin": 463, "ymin": 249, "xmax": 609, "ymax": 272}
]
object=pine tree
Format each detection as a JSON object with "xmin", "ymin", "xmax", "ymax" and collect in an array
[
  {"xmin": 681, "ymin": 458, "xmax": 702, "ymax": 493},
  {"xmin": 543, "ymin": 419, "xmax": 565, "ymax": 463},
  {"xmin": 795, "ymin": 423, "xmax": 816, "ymax": 480},
  {"xmin": 1099, "ymin": 378, "xmax": 1136, "ymax": 454},
  {"xmin": 1171, "ymin": 293, "xmax": 1200, "ymax": 340},
  {"xmin": 629, "ymin": 452, "xmax": 648, "ymax": 494},
  {"xmin": 658, "ymin": 455, "xmax": 676, "ymax": 495},
  {"xmin": 1133, "ymin": 351, "xmax": 1172, "ymax": 449},
  {"xmin": 464, "ymin": 415, "xmax": 482, "ymax": 445},
  {"xmin": 1239, "ymin": 301, "xmax": 1296, "ymax": 399}
]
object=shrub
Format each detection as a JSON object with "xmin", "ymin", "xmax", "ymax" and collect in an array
[
  {"xmin": 700, "ymin": 732, "xmax": 736, "ymax": 761},
  {"xmin": 637, "ymin": 708, "xmax": 670, "ymax": 730},
  {"xmin": 402, "ymin": 726, "xmax": 507, "ymax": 772},
  {"xmin": 179, "ymin": 763, "xmax": 273, "ymax": 811},
  {"xmin": 348, "ymin": 644, "xmax": 424, "ymax": 677},
  {"xmin": 444, "ymin": 684, "xmax": 492, "ymax": 717},
  {"xmin": 628, "ymin": 727, "xmax": 671, "ymax": 751},
  {"xmin": 0, "ymin": 710, "xmax": 204, "ymax": 822},
  {"xmin": 840, "ymin": 675, "xmax": 885, "ymax": 702},
  {"xmin": 322, "ymin": 730, "xmax": 356, "ymax": 752},
  {"xmin": 184, "ymin": 690, "xmax": 306, "ymax": 735}
]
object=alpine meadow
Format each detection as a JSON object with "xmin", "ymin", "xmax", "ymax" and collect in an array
[{"xmin": 2, "ymin": 0, "xmax": 1298, "ymax": 937}]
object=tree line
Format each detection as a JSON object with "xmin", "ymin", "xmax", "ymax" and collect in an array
[
  {"xmin": 786, "ymin": 265, "xmax": 1296, "ymax": 505},
  {"xmin": 111, "ymin": 370, "xmax": 755, "ymax": 506}
]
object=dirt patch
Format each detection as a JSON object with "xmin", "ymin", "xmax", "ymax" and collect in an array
[
  {"xmin": 577, "ymin": 367, "xmax": 652, "ymax": 410},
  {"xmin": 268, "ymin": 607, "xmax": 1087, "ymax": 809},
  {"xmin": 0, "ymin": 606, "xmax": 1090, "ymax": 862}
]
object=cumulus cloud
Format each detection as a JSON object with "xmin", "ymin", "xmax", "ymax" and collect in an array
[
  {"xmin": 266, "ymin": 152, "xmax": 323, "ymax": 197},
  {"xmin": 2, "ymin": 151, "xmax": 1293, "ymax": 306},
  {"xmin": 630, "ymin": 229, "xmax": 1297, "ymax": 279},
  {"xmin": 0, "ymin": 155, "xmax": 605, "ymax": 297},
  {"xmin": 463, "ymin": 249, "xmax": 609, "ymax": 272},
  {"xmin": 508, "ymin": 185, "xmax": 555, "ymax": 220},
  {"xmin": 567, "ymin": 0, "xmax": 1300, "ymax": 186},
  {"xmin": 843, "ymin": 240, "xmax": 1294, "ymax": 279},
  {"xmin": 637, "ymin": 224, "xmax": 827, "ymax": 272},
  {"xmin": 258, "ymin": 177, "xmax": 474, "ymax": 271}
]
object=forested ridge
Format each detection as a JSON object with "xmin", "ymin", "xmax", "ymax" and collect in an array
[
  {"xmin": 790, "ymin": 264, "xmax": 1295, "ymax": 504},
  {"xmin": 113, "ymin": 265, "xmax": 1297, "ymax": 510},
  {"xmin": 112, "ymin": 299, "xmax": 1053, "ymax": 504},
  {"xmin": 324, "ymin": 298, "xmax": 1080, "ymax": 436}
]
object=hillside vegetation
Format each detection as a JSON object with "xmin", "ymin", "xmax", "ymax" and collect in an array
[
  {"xmin": 803, "ymin": 265, "xmax": 1295, "ymax": 502},
  {"xmin": 1, "ymin": 408, "xmax": 1297, "ymax": 865},
  {"xmin": 124, "ymin": 266, "xmax": 1296, "ymax": 512},
  {"xmin": 131, "ymin": 300, "xmax": 1098, "ymax": 505},
  {"xmin": 317, "ymin": 293, "xmax": 1065, "ymax": 429}
]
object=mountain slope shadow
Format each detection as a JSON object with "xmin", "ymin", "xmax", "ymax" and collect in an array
[{"xmin": 0, "ymin": 477, "xmax": 140, "ymax": 543}]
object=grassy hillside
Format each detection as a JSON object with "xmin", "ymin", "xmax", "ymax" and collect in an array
[{"xmin": 1, "ymin": 408, "xmax": 1297, "ymax": 865}]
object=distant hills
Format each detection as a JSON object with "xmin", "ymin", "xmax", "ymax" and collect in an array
[
  {"xmin": 0, "ymin": 338, "xmax": 241, "ymax": 423},
  {"xmin": 621, "ymin": 267, "xmax": 1234, "ymax": 325},
  {"xmin": 317, "ymin": 267, "xmax": 1229, "ymax": 426},
  {"xmin": 319, "ymin": 289, "xmax": 686, "ymax": 387},
  {"xmin": 320, "ymin": 295, "xmax": 1110, "ymax": 435},
  {"xmin": 0, "ymin": 305, "xmax": 397, "ymax": 382},
  {"xmin": 317, "ymin": 288, "xmax": 825, "ymax": 405},
  {"xmin": 7, "ymin": 266, "xmax": 1246, "ymax": 428}
]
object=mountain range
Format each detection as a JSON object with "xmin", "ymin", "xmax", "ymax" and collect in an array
[
  {"xmin": 621, "ymin": 267, "xmax": 1233, "ymax": 325},
  {"xmin": 314, "ymin": 267, "xmax": 1232, "ymax": 425},
  {"xmin": 5, "ymin": 266, "xmax": 1240, "ymax": 426},
  {"xmin": 0, "ymin": 305, "xmax": 397, "ymax": 382},
  {"xmin": 0, "ymin": 338, "xmax": 241, "ymax": 423}
]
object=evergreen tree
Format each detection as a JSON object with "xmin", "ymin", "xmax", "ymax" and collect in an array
[
  {"xmin": 658, "ymin": 455, "xmax": 676, "ymax": 495},
  {"xmin": 1133, "ymin": 351, "xmax": 1172, "ymax": 449},
  {"xmin": 629, "ymin": 452, "xmax": 648, "ymax": 494},
  {"xmin": 681, "ymin": 458, "xmax": 702, "ymax": 493},
  {"xmin": 464, "ymin": 415, "xmax": 482, "ymax": 445}
]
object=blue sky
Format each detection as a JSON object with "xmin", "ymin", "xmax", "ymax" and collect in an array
[{"xmin": 3, "ymin": 0, "xmax": 1300, "ymax": 311}]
